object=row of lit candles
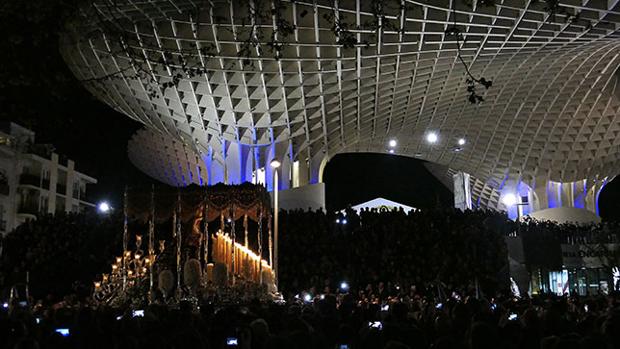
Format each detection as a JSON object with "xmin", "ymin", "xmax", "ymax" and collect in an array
[
  {"xmin": 95, "ymin": 232, "xmax": 272, "ymax": 291},
  {"xmin": 214, "ymin": 232, "xmax": 272, "ymax": 283}
]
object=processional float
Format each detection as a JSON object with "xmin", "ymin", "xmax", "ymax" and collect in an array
[{"xmin": 92, "ymin": 183, "xmax": 277, "ymax": 307}]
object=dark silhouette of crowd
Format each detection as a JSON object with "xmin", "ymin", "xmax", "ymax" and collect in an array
[
  {"xmin": 3, "ymin": 287, "xmax": 620, "ymax": 349},
  {"xmin": 0, "ymin": 212, "xmax": 122, "ymax": 299},
  {"xmin": 3, "ymin": 207, "xmax": 620, "ymax": 348},
  {"xmin": 515, "ymin": 218, "xmax": 620, "ymax": 245},
  {"xmin": 278, "ymin": 207, "xmax": 511, "ymax": 297}
]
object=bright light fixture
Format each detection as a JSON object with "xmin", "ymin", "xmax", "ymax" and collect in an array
[
  {"xmin": 342, "ymin": 219, "xmax": 348, "ymax": 224},
  {"xmin": 270, "ymin": 159, "xmax": 281, "ymax": 168},
  {"xmin": 458, "ymin": 138, "xmax": 466, "ymax": 146},
  {"xmin": 303, "ymin": 293, "xmax": 312, "ymax": 302},
  {"xmin": 340, "ymin": 281, "xmax": 349, "ymax": 291},
  {"xmin": 426, "ymin": 132, "xmax": 438, "ymax": 144},
  {"xmin": 501, "ymin": 193, "xmax": 518, "ymax": 207},
  {"xmin": 389, "ymin": 139, "xmax": 397, "ymax": 147},
  {"xmin": 98, "ymin": 201, "xmax": 111, "ymax": 213},
  {"xmin": 388, "ymin": 149, "xmax": 395, "ymax": 154}
]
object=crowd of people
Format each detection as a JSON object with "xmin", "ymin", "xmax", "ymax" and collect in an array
[
  {"xmin": 4, "ymin": 207, "xmax": 620, "ymax": 302},
  {"xmin": 2, "ymin": 286, "xmax": 620, "ymax": 349},
  {"xmin": 0, "ymin": 212, "xmax": 122, "ymax": 299},
  {"xmin": 3, "ymin": 206, "xmax": 620, "ymax": 348},
  {"xmin": 278, "ymin": 207, "xmax": 511, "ymax": 297},
  {"xmin": 513, "ymin": 217, "xmax": 620, "ymax": 271}
]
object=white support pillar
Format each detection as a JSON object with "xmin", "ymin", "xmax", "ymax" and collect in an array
[{"xmin": 453, "ymin": 171, "xmax": 472, "ymax": 210}]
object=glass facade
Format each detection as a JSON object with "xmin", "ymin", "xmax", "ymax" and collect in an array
[{"xmin": 530, "ymin": 267, "xmax": 613, "ymax": 296}]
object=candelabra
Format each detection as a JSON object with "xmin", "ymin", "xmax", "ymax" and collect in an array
[{"xmin": 93, "ymin": 237, "xmax": 165, "ymax": 305}]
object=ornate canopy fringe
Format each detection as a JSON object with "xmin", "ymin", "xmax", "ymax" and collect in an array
[{"xmin": 126, "ymin": 182, "xmax": 272, "ymax": 223}]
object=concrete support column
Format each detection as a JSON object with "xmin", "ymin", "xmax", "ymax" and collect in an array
[
  {"xmin": 453, "ymin": 171, "xmax": 472, "ymax": 211},
  {"xmin": 530, "ymin": 179, "xmax": 606, "ymax": 215}
]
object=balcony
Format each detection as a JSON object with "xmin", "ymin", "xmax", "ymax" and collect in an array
[
  {"xmin": 0, "ymin": 220, "xmax": 6, "ymax": 231},
  {"xmin": 18, "ymin": 202, "xmax": 38, "ymax": 216},
  {"xmin": 19, "ymin": 174, "xmax": 41, "ymax": 187}
]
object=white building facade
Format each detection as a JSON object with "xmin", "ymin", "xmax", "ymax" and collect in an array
[{"xmin": 0, "ymin": 123, "xmax": 97, "ymax": 235}]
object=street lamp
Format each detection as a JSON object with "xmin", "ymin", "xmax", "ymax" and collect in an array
[
  {"xmin": 270, "ymin": 159, "xmax": 281, "ymax": 289},
  {"xmin": 98, "ymin": 201, "xmax": 111, "ymax": 214}
]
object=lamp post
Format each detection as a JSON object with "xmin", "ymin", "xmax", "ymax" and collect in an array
[
  {"xmin": 270, "ymin": 158, "xmax": 281, "ymax": 289},
  {"xmin": 501, "ymin": 193, "xmax": 530, "ymax": 296}
]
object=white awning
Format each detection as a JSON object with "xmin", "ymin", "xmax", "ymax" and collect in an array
[{"xmin": 348, "ymin": 197, "xmax": 416, "ymax": 214}]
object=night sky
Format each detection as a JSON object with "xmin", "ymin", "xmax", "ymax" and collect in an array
[{"xmin": 0, "ymin": 0, "xmax": 618, "ymax": 220}]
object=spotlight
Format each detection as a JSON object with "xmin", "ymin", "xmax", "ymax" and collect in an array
[
  {"xmin": 303, "ymin": 293, "xmax": 312, "ymax": 302},
  {"xmin": 336, "ymin": 218, "xmax": 340, "ymax": 224},
  {"xmin": 340, "ymin": 281, "xmax": 349, "ymax": 291},
  {"xmin": 2, "ymin": 302, "xmax": 8, "ymax": 309},
  {"xmin": 388, "ymin": 139, "xmax": 397, "ymax": 147},
  {"xmin": 227, "ymin": 218, "xmax": 232, "ymax": 223},
  {"xmin": 426, "ymin": 132, "xmax": 438, "ymax": 144},
  {"xmin": 342, "ymin": 219, "xmax": 348, "ymax": 224},
  {"xmin": 98, "ymin": 201, "xmax": 111, "ymax": 213},
  {"xmin": 458, "ymin": 138, "xmax": 466, "ymax": 146},
  {"xmin": 270, "ymin": 159, "xmax": 281, "ymax": 168},
  {"xmin": 501, "ymin": 193, "xmax": 518, "ymax": 207},
  {"xmin": 388, "ymin": 149, "xmax": 395, "ymax": 154}
]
